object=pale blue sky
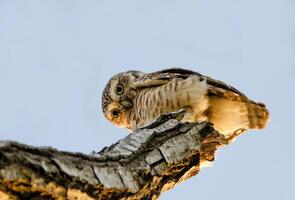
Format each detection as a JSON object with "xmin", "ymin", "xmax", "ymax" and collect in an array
[{"xmin": 0, "ymin": 1, "xmax": 294, "ymax": 199}]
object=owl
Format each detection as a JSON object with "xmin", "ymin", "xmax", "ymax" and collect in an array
[{"xmin": 101, "ymin": 68, "xmax": 269, "ymax": 137}]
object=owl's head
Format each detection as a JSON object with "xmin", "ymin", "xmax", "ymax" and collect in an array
[{"xmin": 101, "ymin": 70, "xmax": 144, "ymax": 129}]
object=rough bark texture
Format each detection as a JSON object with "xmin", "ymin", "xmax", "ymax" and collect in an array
[{"xmin": 0, "ymin": 111, "xmax": 232, "ymax": 200}]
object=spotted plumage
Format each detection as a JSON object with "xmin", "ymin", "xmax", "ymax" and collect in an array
[{"xmin": 101, "ymin": 68, "xmax": 269, "ymax": 137}]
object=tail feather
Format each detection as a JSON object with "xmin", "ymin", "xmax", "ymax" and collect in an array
[
  {"xmin": 208, "ymin": 96, "xmax": 270, "ymax": 137},
  {"xmin": 247, "ymin": 102, "xmax": 270, "ymax": 129}
]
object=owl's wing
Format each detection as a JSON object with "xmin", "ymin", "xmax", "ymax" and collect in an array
[
  {"xmin": 136, "ymin": 68, "xmax": 248, "ymax": 99},
  {"xmin": 133, "ymin": 68, "xmax": 194, "ymax": 88}
]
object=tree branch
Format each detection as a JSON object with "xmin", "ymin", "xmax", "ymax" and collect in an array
[{"xmin": 0, "ymin": 111, "xmax": 233, "ymax": 200}]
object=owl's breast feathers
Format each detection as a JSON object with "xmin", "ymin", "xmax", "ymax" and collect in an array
[{"xmin": 130, "ymin": 74, "xmax": 209, "ymax": 130}]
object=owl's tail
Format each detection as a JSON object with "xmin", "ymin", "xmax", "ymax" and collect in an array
[
  {"xmin": 246, "ymin": 102, "xmax": 270, "ymax": 129},
  {"xmin": 208, "ymin": 96, "xmax": 270, "ymax": 137}
]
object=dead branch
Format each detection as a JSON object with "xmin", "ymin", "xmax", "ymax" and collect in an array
[{"xmin": 0, "ymin": 111, "xmax": 231, "ymax": 200}]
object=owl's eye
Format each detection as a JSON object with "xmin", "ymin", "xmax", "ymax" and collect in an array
[
  {"xmin": 116, "ymin": 84, "xmax": 124, "ymax": 95},
  {"xmin": 111, "ymin": 109, "xmax": 120, "ymax": 118}
]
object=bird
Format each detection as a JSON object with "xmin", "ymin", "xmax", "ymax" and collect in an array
[{"xmin": 101, "ymin": 68, "xmax": 269, "ymax": 138}]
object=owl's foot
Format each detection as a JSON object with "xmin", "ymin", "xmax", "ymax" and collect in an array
[{"xmin": 138, "ymin": 109, "xmax": 187, "ymax": 130}]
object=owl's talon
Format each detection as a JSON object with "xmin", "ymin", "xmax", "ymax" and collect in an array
[{"xmin": 137, "ymin": 109, "xmax": 186, "ymax": 130}]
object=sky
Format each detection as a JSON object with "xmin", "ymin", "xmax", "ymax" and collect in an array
[{"xmin": 0, "ymin": 0, "xmax": 294, "ymax": 199}]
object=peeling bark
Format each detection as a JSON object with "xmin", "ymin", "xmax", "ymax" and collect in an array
[{"xmin": 0, "ymin": 111, "xmax": 232, "ymax": 200}]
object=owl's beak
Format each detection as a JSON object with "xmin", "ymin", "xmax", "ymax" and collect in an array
[{"xmin": 119, "ymin": 97, "xmax": 133, "ymax": 108}]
